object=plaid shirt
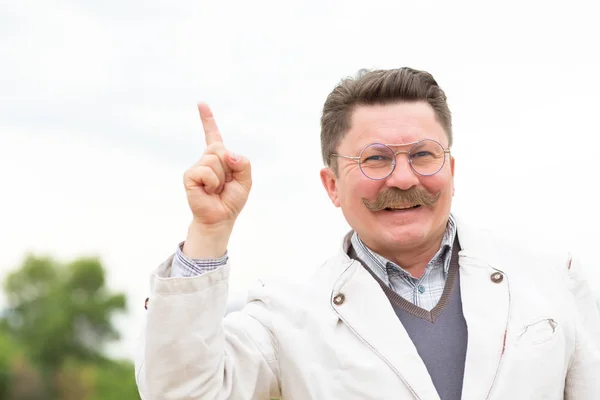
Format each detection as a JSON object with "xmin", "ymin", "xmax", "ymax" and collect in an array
[
  {"xmin": 171, "ymin": 215, "xmax": 457, "ymax": 311},
  {"xmin": 170, "ymin": 243, "xmax": 228, "ymax": 278},
  {"xmin": 350, "ymin": 214, "xmax": 457, "ymax": 311}
]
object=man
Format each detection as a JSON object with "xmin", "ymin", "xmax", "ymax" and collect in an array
[{"xmin": 135, "ymin": 68, "xmax": 600, "ymax": 399}]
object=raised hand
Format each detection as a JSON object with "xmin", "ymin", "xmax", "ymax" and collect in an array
[{"xmin": 181, "ymin": 103, "xmax": 252, "ymax": 258}]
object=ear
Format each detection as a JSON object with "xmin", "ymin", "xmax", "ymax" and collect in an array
[
  {"xmin": 450, "ymin": 156, "xmax": 455, "ymax": 196},
  {"xmin": 320, "ymin": 167, "xmax": 341, "ymax": 207}
]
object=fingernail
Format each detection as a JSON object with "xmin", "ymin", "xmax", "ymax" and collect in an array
[
  {"xmin": 226, "ymin": 173, "xmax": 233, "ymax": 182},
  {"xmin": 230, "ymin": 152, "xmax": 240, "ymax": 162},
  {"xmin": 216, "ymin": 184, "xmax": 224, "ymax": 194}
]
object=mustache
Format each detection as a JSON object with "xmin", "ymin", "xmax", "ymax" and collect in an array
[{"xmin": 362, "ymin": 187, "xmax": 440, "ymax": 212}]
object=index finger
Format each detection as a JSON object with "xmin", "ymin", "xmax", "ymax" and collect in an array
[{"xmin": 198, "ymin": 102, "xmax": 223, "ymax": 145}]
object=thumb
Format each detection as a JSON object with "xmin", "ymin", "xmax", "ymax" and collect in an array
[{"xmin": 226, "ymin": 151, "xmax": 252, "ymax": 189}]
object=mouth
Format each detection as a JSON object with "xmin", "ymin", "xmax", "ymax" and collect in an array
[{"xmin": 383, "ymin": 205, "xmax": 422, "ymax": 212}]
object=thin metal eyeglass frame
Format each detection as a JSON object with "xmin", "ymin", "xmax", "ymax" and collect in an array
[{"xmin": 330, "ymin": 139, "xmax": 451, "ymax": 180}]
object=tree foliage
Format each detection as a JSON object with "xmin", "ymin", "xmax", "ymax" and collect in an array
[{"xmin": 0, "ymin": 254, "xmax": 139, "ymax": 399}]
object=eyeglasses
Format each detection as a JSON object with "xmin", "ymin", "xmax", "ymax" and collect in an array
[{"xmin": 330, "ymin": 139, "xmax": 451, "ymax": 180}]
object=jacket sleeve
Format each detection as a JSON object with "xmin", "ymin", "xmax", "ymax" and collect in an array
[
  {"xmin": 135, "ymin": 255, "xmax": 281, "ymax": 400},
  {"xmin": 564, "ymin": 254, "xmax": 600, "ymax": 399}
]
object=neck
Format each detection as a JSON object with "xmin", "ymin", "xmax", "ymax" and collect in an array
[
  {"xmin": 384, "ymin": 239, "xmax": 444, "ymax": 278},
  {"xmin": 365, "ymin": 227, "xmax": 447, "ymax": 279}
]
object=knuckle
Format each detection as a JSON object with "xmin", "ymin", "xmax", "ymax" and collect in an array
[
  {"xmin": 206, "ymin": 168, "xmax": 220, "ymax": 182},
  {"xmin": 185, "ymin": 165, "xmax": 208, "ymax": 180},
  {"xmin": 183, "ymin": 168, "xmax": 193, "ymax": 181},
  {"xmin": 200, "ymin": 153, "xmax": 219, "ymax": 165},
  {"xmin": 205, "ymin": 142, "xmax": 225, "ymax": 154}
]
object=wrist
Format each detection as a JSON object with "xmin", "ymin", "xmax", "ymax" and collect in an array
[{"xmin": 182, "ymin": 220, "xmax": 233, "ymax": 259}]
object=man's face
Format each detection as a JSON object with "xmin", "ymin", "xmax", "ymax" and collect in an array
[{"xmin": 320, "ymin": 101, "xmax": 455, "ymax": 256}]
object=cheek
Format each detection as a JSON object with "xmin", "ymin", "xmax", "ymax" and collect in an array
[
  {"xmin": 339, "ymin": 175, "xmax": 381, "ymax": 206},
  {"xmin": 356, "ymin": 179, "xmax": 382, "ymax": 201},
  {"xmin": 420, "ymin": 173, "xmax": 454, "ymax": 203}
]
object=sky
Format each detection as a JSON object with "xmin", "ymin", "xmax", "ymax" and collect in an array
[{"xmin": 1, "ymin": 0, "xmax": 599, "ymax": 360}]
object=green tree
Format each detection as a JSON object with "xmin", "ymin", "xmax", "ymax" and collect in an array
[
  {"xmin": 0, "ymin": 328, "xmax": 20, "ymax": 398},
  {"xmin": 2, "ymin": 254, "xmax": 132, "ymax": 398},
  {"xmin": 91, "ymin": 359, "xmax": 140, "ymax": 400}
]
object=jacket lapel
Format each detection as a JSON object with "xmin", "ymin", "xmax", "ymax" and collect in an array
[
  {"xmin": 329, "ymin": 217, "xmax": 511, "ymax": 399},
  {"xmin": 331, "ymin": 261, "xmax": 440, "ymax": 400},
  {"xmin": 455, "ymin": 221, "xmax": 511, "ymax": 399}
]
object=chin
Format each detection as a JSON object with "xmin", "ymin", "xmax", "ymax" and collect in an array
[
  {"xmin": 370, "ymin": 210, "xmax": 435, "ymax": 247},
  {"xmin": 384, "ymin": 225, "xmax": 430, "ymax": 247}
]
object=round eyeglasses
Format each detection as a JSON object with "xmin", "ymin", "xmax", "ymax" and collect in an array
[{"xmin": 330, "ymin": 139, "xmax": 451, "ymax": 180}]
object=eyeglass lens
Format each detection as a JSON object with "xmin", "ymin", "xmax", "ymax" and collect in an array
[{"xmin": 359, "ymin": 140, "xmax": 446, "ymax": 179}]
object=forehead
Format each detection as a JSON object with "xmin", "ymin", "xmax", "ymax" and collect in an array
[{"xmin": 343, "ymin": 101, "xmax": 448, "ymax": 150}]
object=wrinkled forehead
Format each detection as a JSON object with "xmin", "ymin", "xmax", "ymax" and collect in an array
[{"xmin": 342, "ymin": 102, "xmax": 449, "ymax": 152}]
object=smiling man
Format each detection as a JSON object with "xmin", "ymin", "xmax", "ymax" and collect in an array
[
  {"xmin": 135, "ymin": 68, "xmax": 600, "ymax": 400},
  {"xmin": 322, "ymin": 100, "xmax": 455, "ymax": 282}
]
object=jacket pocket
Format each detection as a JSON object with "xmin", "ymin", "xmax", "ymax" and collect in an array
[{"xmin": 517, "ymin": 317, "xmax": 558, "ymax": 346}]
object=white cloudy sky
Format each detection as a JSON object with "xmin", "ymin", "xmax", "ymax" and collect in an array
[{"xmin": 1, "ymin": 0, "xmax": 599, "ymax": 360}]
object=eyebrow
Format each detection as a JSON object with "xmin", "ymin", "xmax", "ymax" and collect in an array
[
  {"xmin": 384, "ymin": 141, "xmax": 420, "ymax": 147},
  {"xmin": 355, "ymin": 140, "xmax": 420, "ymax": 150}
]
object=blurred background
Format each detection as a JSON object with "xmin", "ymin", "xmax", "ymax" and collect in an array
[{"xmin": 1, "ymin": 0, "xmax": 599, "ymax": 398}]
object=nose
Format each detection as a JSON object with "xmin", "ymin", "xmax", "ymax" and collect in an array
[{"xmin": 384, "ymin": 156, "xmax": 420, "ymax": 190}]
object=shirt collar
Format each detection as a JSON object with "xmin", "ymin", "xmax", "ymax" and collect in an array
[{"xmin": 350, "ymin": 214, "xmax": 457, "ymax": 281}]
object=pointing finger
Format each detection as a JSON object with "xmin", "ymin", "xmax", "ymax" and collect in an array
[{"xmin": 198, "ymin": 102, "xmax": 223, "ymax": 146}]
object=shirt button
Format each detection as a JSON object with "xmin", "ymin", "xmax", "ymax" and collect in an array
[{"xmin": 418, "ymin": 285, "xmax": 425, "ymax": 294}]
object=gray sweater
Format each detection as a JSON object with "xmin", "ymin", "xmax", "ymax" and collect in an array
[{"xmin": 350, "ymin": 238, "xmax": 467, "ymax": 400}]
